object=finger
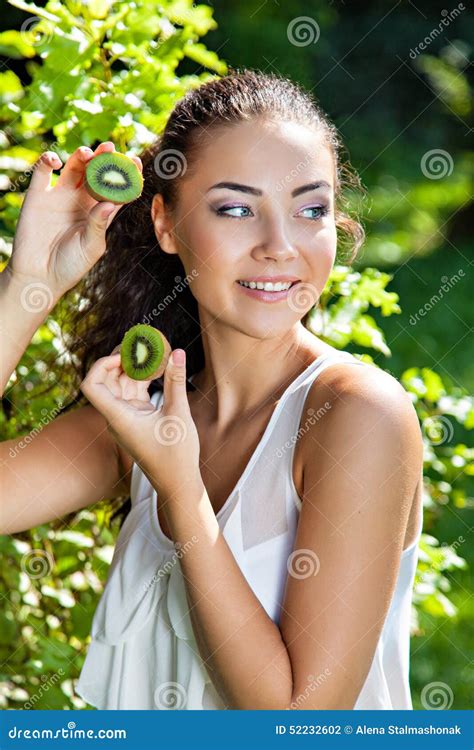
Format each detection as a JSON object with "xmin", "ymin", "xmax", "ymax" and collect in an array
[
  {"xmin": 80, "ymin": 355, "xmax": 122, "ymax": 412},
  {"xmin": 86, "ymin": 352, "xmax": 122, "ymax": 384},
  {"xmin": 118, "ymin": 371, "xmax": 140, "ymax": 400},
  {"xmin": 28, "ymin": 151, "xmax": 63, "ymax": 193},
  {"xmin": 80, "ymin": 201, "xmax": 120, "ymax": 266},
  {"xmin": 73, "ymin": 142, "xmax": 116, "ymax": 190},
  {"xmin": 130, "ymin": 155, "xmax": 143, "ymax": 173},
  {"xmin": 55, "ymin": 146, "xmax": 94, "ymax": 189},
  {"xmin": 81, "ymin": 379, "xmax": 124, "ymax": 424},
  {"xmin": 163, "ymin": 349, "xmax": 187, "ymax": 410},
  {"xmin": 93, "ymin": 141, "xmax": 116, "ymax": 156}
]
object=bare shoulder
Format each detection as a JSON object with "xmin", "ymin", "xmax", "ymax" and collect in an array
[
  {"xmin": 309, "ymin": 355, "xmax": 419, "ymax": 426},
  {"xmin": 301, "ymin": 355, "xmax": 423, "ymax": 470}
]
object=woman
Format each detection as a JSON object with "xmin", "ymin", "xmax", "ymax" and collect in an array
[{"xmin": 0, "ymin": 69, "xmax": 423, "ymax": 710}]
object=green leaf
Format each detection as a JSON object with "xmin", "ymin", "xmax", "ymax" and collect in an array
[
  {"xmin": 8, "ymin": 0, "xmax": 60, "ymax": 22},
  {"xmin": 0, "ymin": 30, "xmax": 36, "ymax": 58}
]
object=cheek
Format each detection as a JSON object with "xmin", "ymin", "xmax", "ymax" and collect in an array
[{"xmin": 304, "ymin": 223, "xmax": 337, "ymax": 270}]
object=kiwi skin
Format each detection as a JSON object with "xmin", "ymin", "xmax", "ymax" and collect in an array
[
  {"xmin": 120, "ymin": 324, "xmax": 171, "ymax": 381},
  {"xmin": 85, "ymin": 152, "xmax": 143, "ymax": 205}
]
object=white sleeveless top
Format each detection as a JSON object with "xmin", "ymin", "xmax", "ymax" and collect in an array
[{"xmin": 75, "ymin": 350, "xmax": 423, "ymax": 710}]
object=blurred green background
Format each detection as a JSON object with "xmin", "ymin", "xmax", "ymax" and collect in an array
[{"xmin": 0, "ymin": 0, "xmax": 472, "ymax": 710}]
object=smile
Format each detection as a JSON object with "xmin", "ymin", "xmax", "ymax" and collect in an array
[{"xmin": 235, "ymin": 279, "xmax": 300, "ymax": 302}]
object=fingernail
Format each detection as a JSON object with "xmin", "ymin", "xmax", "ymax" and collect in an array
[{"xmin": 172, "ymin": 349, "xmax": 185, "ymax": 365}]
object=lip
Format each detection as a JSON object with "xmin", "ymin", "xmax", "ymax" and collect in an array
[
  {"xmin": 235, "ymin": 279, "xmax": 301, "ymax": 303},
  {"xmin": 236, "ymin": 276, "xmax": 300, "ymax": 283}
]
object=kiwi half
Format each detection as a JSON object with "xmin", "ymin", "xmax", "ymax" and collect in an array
[
  {"xmin": 120, "ymin": 324, "xmax": 171, "ymax": 380},
  {"xmin": 85, "ymin": 152, "xmax": 143, "ymax": 204}
]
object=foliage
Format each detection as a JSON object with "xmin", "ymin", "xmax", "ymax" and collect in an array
[{"xmin": 0, "ymin": 0, "xmax": 472, "ymax": 710}]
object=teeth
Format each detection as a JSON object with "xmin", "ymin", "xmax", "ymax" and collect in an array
[{"xmin": 238, "ymin": 280, "xmax": 294, "ymax": 292}]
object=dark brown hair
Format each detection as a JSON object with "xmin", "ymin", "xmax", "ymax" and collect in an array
[{"xmin": 57, "ymin": 67, "xmax": 366, "ymax": 527}]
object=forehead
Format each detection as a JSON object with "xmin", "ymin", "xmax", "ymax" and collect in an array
[{"xmin": 190, "ymin": 118, "xmax": 335, "ymax": 191}]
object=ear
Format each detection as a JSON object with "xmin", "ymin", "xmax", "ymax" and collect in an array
[{"xmin": 151, "ymin": 193, "xmax": 178, "ymax": 255}]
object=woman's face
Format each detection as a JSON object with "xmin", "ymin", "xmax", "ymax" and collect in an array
[{"xmin": 159, "ymin": 118, "xmax": 337, "ymax": 337}]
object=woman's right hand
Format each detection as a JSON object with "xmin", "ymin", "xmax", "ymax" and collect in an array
[{"xmin": 6, "ymin": 141, "xmax": 143, "ymax": 300}]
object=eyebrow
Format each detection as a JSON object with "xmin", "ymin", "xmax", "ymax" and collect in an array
[{"xmin": 206, "ymin": 180, "xmax": 332, "ymax": 197}]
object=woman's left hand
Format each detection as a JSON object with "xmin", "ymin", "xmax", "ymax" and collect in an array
[{"xmin": 80, "ymin": 347, "xmax": 202, "ymax": 498}]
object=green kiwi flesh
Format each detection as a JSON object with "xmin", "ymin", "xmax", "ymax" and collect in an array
[
  {"xmin": 121, "ymin": 324, "xmax": 165, "ymax": 380},
  {"xmin": 85, "ymin": 152, "xmax": 143, "ymax": 204}
]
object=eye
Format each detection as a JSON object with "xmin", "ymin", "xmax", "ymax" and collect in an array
[
  {"xmin": 214, "ymin": 204, "xmax": 253, "ymax": 219},
  {"xmin": 298, "ymin": 205, "xmax": 329, "ymax": 220}
]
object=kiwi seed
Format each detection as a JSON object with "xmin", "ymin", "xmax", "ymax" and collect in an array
[{"xmin": 85, "ymin": 152, "xmax": 143, "ymax": 204}]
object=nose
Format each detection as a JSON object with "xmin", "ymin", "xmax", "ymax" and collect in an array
[{"xmin": 255, "ymin": 216, "xmax": 298, "ymax": 262}]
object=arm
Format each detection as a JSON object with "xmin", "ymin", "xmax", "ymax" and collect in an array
[
  {"xmin": 0, "ymin": 268, "xmax": 57, "ymax": 395},
  {"xmin": 1, "ymin": 403, "xmax": 132, "ymax": 535},
  {"xmin": 160, "ymin": 368, "xmax": 423, "ymax": 709},
  {"xmin": 0, "ymin": 264, "xmax": 133, "ymax": 533},
  {"xmin": 0, "ymin": 143, "xmax": 140, "ymax": 534}
]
